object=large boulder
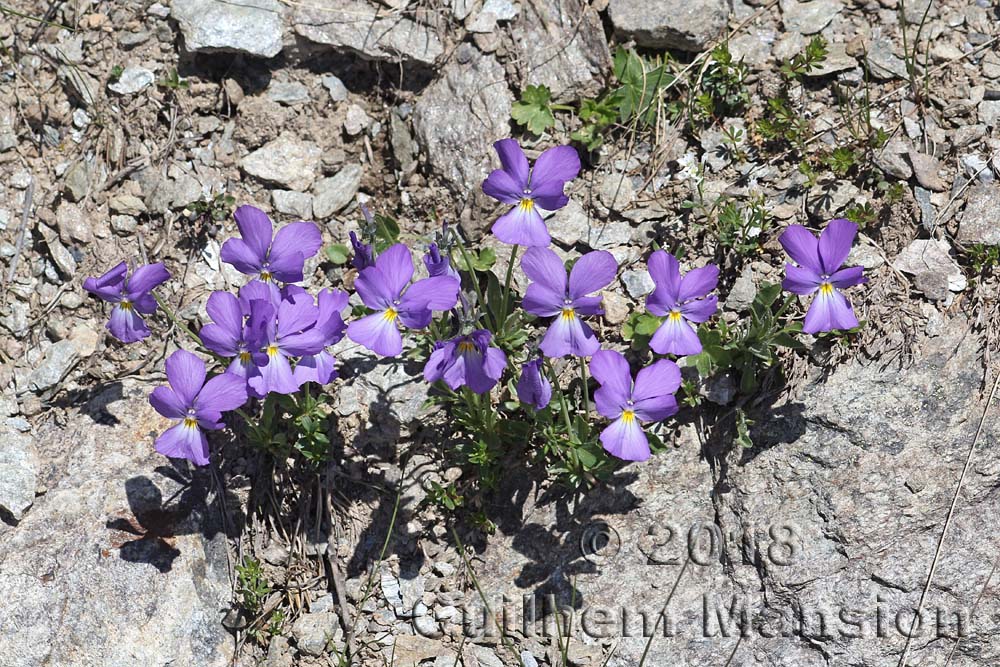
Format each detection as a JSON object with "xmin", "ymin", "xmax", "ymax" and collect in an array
[
  {"xmin": 472, "ymin": 316, "xmax": 1000, "ymax": 665},
  {"xmin": 608, "ymin": 0, "xmax": 729, "ymax": 52},
  {"xmin": 0, "ymin": 380, "xmax": 236, "ymax": 667},
  {"xmin": 412, "ymin": 51, "xmax": 513, "ymax": 197},
  {"xmin": 172, "ymin": 0, "xmax": 285, "ymax": 58}
]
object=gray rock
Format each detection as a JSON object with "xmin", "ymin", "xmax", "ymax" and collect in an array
[
  {"xmin": 979, "ymin": 100, "xmax": 1000, "ymax": 127},
  {"xmin": 598, "ymin": 173, "xmax": 636, "ymax": 211},
  {"xmin": 271, "ymin": 190, "xmax": 314, "ymax": 219},
  {"xmin": 472, "ymin": 316, "xmax": 1000, "ymax": 666},
  {"xmin": 609, "ymin": 0, "xmax": 728, "ymax": 51},
  {"xmin": 957, "ymin": 184, "xmax": 1000, "ymax": 245},
  {"xmin": 908, "ymin": 151, "xmax": 947, "ymax": 191},
  {"xmin": 138, "ymin": 172, "xmax": 203, "ymax": 213},
  {"xmin": 266, "ymin": 81, "xmax": 309, "ymax": 105},
  {"xmin": 0, "ymin": 383, "xmax": 236, "ymax": 666},
  {"xmin": 27, "ymin": 340, "xmax": 78, "ymax": 393},
  {"xmin": 807, "ymin": 180, "xmax": 862, "ymax": 218},
  {"xmin": 293, "ymin": 1, "xmax": 443, "ymax": 65},
  {"xmin": 727, "ymin": 31, "xmax": 774, "ymax": 67},
  {"xmin": 390, "ymin": 114, "xmax": 418, "ymax": 178},
  {"xmin": 343, "ymin": 104, "xmax": 371, "ymax": 136},
  {"xmin": 291, "ymin": 612, "xmax": 339, "ymax": 656},
  {"xmin": 58, "ymin": 65, "xmax": 100, "ymax": 108},
  {"xmin": 55, "ymin": 201, "xmax": 92, "ymax": 243},
  {"xmin": 959, "ymin": 153, "xmax": 994, "ymax": 185},
  {"xmin": 549, "ymin": 199, "xmax": 591, "ymax": 247},
  {"xmin": 470, "ymin": 645, "xmax": 504, "ymax": 667},
  {"xmin": 109, "ymin": 193, "xmax": 148, "ymax": 216},
  {"xmin": 875, "ymin": 139, "xmax": 912, "ymax": 180},
  {"xmin": 413, "ymin": 54, "xmax": 513, "ymax": 195},
  {"xmin": 781, "ymin": 0, "xmax": 842, "ymax": 34},
  {"xmin": 586, "ymin": 220, "xmax": 632, "ymax": 251},
  {"xmin": 46, "ymin": 235, "xmax": 77, "ymax": 278},
  {"xmin": 913, "ymin": 185, "xmax": 935, "ymax": 232},
  {"xmin": 107, "ymin": 66, "xmax": 154, "ymax": 95},
  {"xmin": 241, "ymin": 134, "xmax": 322, "ymax": 191},
  {"xmin": 510, "ymin": 0, "xmax": 610, "ymax": 101},
  {"xmin": 725, "ymin": 263, "xmax": 756, "ymax": 312},
  {"xmin": 893, "ymin": 238, "xmax": 966, "ymax": 298},
  {"xmin": 63, "ymin": 160, "xmax": 90, "ymax": 202},
  {"xmin": 312, "ymin": 164, "xmax": 362, "ymax": 218},
  {"xmin": 0, "ymin": 427, "xmax": 37, "ymax": 520},
  {"xmin": 866, "ymin": 38, "xmax": 909, "ymax": 80},
  {"xmin": 321, "ymin": 74, "xmax": 348, "ymax": 102},
  {"xmin": 173, "ymin": 0, "xmax": 284, "ymax": 57},
  {"xmin": 804, "ymin": 41, "xmax": 856, "ymax": 77},
  {"xmin": 621, "ymin": 269, "xmax": 654, "ymax": 298}
]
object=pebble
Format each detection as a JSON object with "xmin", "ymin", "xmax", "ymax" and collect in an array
[
  {"xmin": 957, "ymin": 184, "xmax": 1000, "ymax": 245},
  {"xmin": 907, "ymin": 151, "xmax": 947, "ymax": 191},
  {"xmin": 241, "ymin": 134, "xmax": 322, "ymax": 191},
  {"xmin": 63, "ymin": 161, "xmax": 90, "ymax": 202},
  {"xmin": 271, "ymin": 190, "xmax": 314, "ymax": 219},
  {"xmin": 892, "ymin": 239, "xmax": 966, "ymax": 300},
  {"xmin": 807, "ymin": 180, "xmax": 862, "ymax": 218},
  {"xmin": 601, "ymin": 290, "xmax": 630, "ymax": 324},
  {"xmin": 312, "ymin": 164, "xmax": 362, "ymax": 218},
  {"xmin": 781, "ymin": 0, "xmax": 842, "ymax": 34},
  {"xmin": 344, "ymin": 104, "xmax": 372, "ymax": 136},
  {"xmin": 322, "ymin": 75, "xmax": 348, "ymax": 102},
  {"xmin": 172, "ymin": 0, "xmax": 283, "ymax": 57},
  {"xmin": 267, "ymin": 81, "xmax": 310, "ymax": 105},
  {"xmin": 27, "ymin": 340, "xmax": 78, "ymax": 392},
  {"xmin": 45, "ymin": 236, "xmax": 76, "ymax": 278},
  {"xmin": 621, "ymin": 269, "xmax": 654, "ymax": 298},
  {"xmin": 598, "ymin": 173, "xmax": 636, "ymax": 211},
  {"xmin": 290, "ymin": 612, "xmax": 338, "ymax": 656},
  {"xmin": 108, "ymin": 66, "xmax": 155, "ymax": 95}
]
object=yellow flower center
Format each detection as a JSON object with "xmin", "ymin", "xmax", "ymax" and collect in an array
[
  {"xmin": 239, "ymin": 351, "xmax": 252, "ymax": 364},
  {"xmin": 120, "ymin": 300, "xmax": 134, "ymax": 311},
  {"xmin": 668, "ymin": 310, "xmax": 682, "ymax": 322},
  {"xmin": 266, "ymin": 344, "xmax": 279, "ymax": 357},
  {"xmin": 383, "ymin": 307, "xmax": 398, "ymax": 322},
  {"xmin": 457, "ymin": 340, "xmax": 476, "ymax": 353},
  {"xmin": 560, "ymin": 307, "xmax": 575, "ymax": 320},
  {"xmin": 259, "ymin": 270, "xmax": 273, "ymax": 282},
  {"xmin": 819, "ymin": 282, "xmax": 834, "ymax": 295},
  {"xmin": 622, "ymin": 409, "xmax": 636, "ymax": 424},
  {"xmin": 183, "ymin": 416, "xmax": 198, "ymax": 428},
  {"xmin": 518, "ymin": 198, "xmax": 535, "ymax": 213}
]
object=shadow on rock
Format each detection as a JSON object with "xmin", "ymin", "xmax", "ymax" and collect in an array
[{"xmin": 106, "ymin": 461, "xmax": 241, "ymax": 573}]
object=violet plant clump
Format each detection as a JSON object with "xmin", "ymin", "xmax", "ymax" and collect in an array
[{"xmin": 83, "ymin": 139, "xmax": 869, "ymax": 500}]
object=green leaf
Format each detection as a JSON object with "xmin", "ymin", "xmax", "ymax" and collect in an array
[
  {"xmin": 325, "ymin": 244, "xmax": 349, "ymax": 264},
  {"xmin": 511, "ymin": 85, "xmax": 556, "ymax": 135},
  {"xmin": 373, "ymin": 213, "xmax": 400, "ymax": 249},
  {"xmin": 635, "ymin": 314, "xmax": 663, "ymax": 336}
]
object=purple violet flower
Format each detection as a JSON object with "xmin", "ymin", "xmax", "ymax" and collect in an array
[
  {"xmin": 347, "ymin": 244, "xmax": 460, "ymax": 357},
  {"xmin": 350, "ymin": 231, "xmax": 375, "ymax": 271},
  {"xmin": 423, "ymin": 243, "xmax": 459, "ymax": 280},
  {"xmin": 220, "ymin": 205, "xmax": 322, "ymax": 284},
  {"xmin": 293, "ymin": 288, "xmax": 349, "ymax": 387},
  {"xmin": 149, "ymin": 349, "xmax": 248, "ymax": 466},
  {"xmin": 780, "ymin": 219, "xmax": 867, "ymax": 334},
  {"xmin": 423, "ymin": 329, "xmax": 507, "ymax": 394},
  {"xmin": 521, "ymin": 247, "xmax": 617, "ymax": 358},
  {"xmin": 199, "ymin": 290, "xmax": 270, "ymax": 391},
  {"xmin": 590, "ymin": 350, "xmax": 681, "ymax": 462},
  {"xmin": 516, "ymin": 358, "xmax": 552, "ymax": 409},
  {"xmin": 83, "ymin": 261, "xmax": 170, "ymax": 343},
  {"xmin": 248, "ymin": 290, "xmax": 335, "ymax": 396},
  {"xmin": 482, "ymin": 139, "xmax": 581, "ymax": 247},
  {"xmin": 645, "ymin": 251, "xmax": 719, "ymax": 357}
]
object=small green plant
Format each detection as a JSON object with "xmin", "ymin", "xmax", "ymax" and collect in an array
[
  {"xmin": 756, "ymin": 97, "xmax": 811, "ymax": 151},
  {"xmin": 427, "ymin": 481, "xmax": 464, "ymax": 511},
  {"xmin": 612, "ymin": 46, "xmax": 673, "ymax": 126},
  {"xmin": 236, "ymin": 556, "xmax": 272, "ymax": 617},
  {"xmin": 734, "ymin": 408, "xmax": 754, "ymax": 448},
  {"xmin": 824, "ymin": 146, "xmax": 858, "ymax": 177},
  {"xmin": 511, "ymin": 84, "xmax": 563, "ymax": 135},
  {"xmin": 715, "ymin": 192, "xmax": 772, "ymax": 255},
  {"xmin": 688, "ymin": 283, "xmax": 804, "ymax": 394},
  {"xmin": 844, "ymin": 202, "xmax": 877, "ymax": 228},
  {"xmin": 325, "ymin": 243, "xmax": 350, "ymax": 265},
  {"xmin": 157, "ymin": 68, "xmax": 189, "ymax": 91},
  {"xmin": 571, "ymin": 95, "xmax": 619, "ymax": 151},
  {"xmin": 109, "ymin": 64, "xmax": 124, "ymax": 82},
  {"xmin": 967, "ymin": 244, "xmax": 1000, "ymax": 275},
  {"xmin": 692, "ymin": 42, "xmax": 750, "ymax": 122},
  {"xmin": 244, "ymin": 390, "xmax": 334, "ymax": 464},
  {"xmin": 186, "ymin": 192, "xmax": 236, "ymax": 224},
  {"xmin": 780, "ymin": 36, "xmax": 829, "ymax": 80}
]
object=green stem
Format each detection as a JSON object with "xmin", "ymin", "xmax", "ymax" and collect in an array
[
  {"xmin": 153, "ymin": 291, "xmax": 202, "ymax": 347},
  {"xmin": 499, "ymin": 244, "xmax": 520, "ymax": 333},
  {"xmin": 579, "ymin": 357, "xmax": 591, "ymax": 419},
  {"xmin": 454, "ymin": 243, "xmax": 494, "ymax": 331},
  {"xmin": 547, "ymin": 365, "xmax": 575, "ymax": 436}
]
